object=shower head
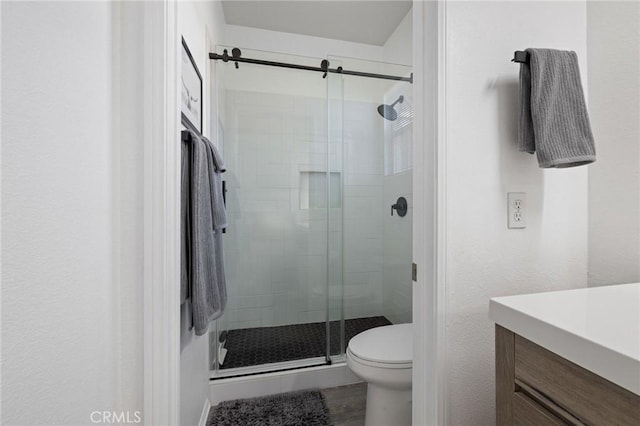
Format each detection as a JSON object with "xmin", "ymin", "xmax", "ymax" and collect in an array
[{"xmin": 377, "ymin": 95, "xmax": 404, "ymax": 121}]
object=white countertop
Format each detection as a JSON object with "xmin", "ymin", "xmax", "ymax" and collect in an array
[{"xmin": 489, "ymin": 283, "xmax": 640, "ymax": 395}]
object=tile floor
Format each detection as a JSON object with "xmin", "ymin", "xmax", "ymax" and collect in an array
[
  {"xmin": 322, "ymin": 383, "xmax": 367, "ymax": 426},
  {"xmin": 220, "ymin": 316, "xmax": 391, "ymax": 369}
]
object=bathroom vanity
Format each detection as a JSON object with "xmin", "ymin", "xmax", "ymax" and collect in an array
[{"xmin": 489, "ymin": 283, "xmax": 640, "ymax": 425}]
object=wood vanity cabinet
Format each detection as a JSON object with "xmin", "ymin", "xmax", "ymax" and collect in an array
[{"xmin": 495, "ymin": 325, "xmax": 640, "ymax": 426}]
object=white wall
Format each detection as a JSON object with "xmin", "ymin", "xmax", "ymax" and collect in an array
[
  {"xmin": 115, "ymin": 1, "xmax": 146, "ymax": 417},
  {"xmin": 179, "ymin": 2, "xmax": 226, "ymax": 425},
  {"xmin": 1, "ymin": 2, "xmax": 121, "ymax": 424},
  {"xmin": 587, "ymin": 1, "xmax": 640, "ymax": 287},
  {"xmin": 221, "ymin": 24, "xmax": 385, "ymax": 64},
  {"xmin": 443, "ymin": 2, "xmax": 589, "ymax": 424},
  {"xmin": 383, "ymin": 9, "xmax": 412, "ymax": 66}
]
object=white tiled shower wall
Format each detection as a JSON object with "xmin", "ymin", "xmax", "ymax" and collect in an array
[
  {"xmin": 341, "ymin": 101, "xmax": 385, "ymax": 320},
  {"xmin": 382, "ymin": 169, "xmax": 413, "ymax": 324},
  {"xmin": 382, "ymin": 87, "xmax": 413, "ymax": 324},
  {"xmin": 222, "ymin": 90, "xmax": 389, "ymax": 330}
]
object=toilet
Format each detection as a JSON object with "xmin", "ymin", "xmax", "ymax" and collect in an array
[{"xmin": 346, "ymin": 323, "xmax": 412, "ymax": 426}]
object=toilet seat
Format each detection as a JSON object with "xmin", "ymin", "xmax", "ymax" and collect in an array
[
  {"xmin": 347, "ymin": 323, "xmax": 412, "ymax": 367},
  {"xmin": 347, "ymin": 347, "xmax": 412, "ymax": 369}
]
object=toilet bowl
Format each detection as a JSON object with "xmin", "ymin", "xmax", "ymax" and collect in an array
[{"xmin": 346, "ymin": 323, "xmax": 412, "ymax": 426}]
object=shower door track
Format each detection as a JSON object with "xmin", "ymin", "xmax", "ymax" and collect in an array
[
  {"xmin": 209, "ymin": 49, "xmax": 413, "ymax": 83},
  {"xmin": 210, "ymin": 356, "xmax": 335, "ymax": 381}
]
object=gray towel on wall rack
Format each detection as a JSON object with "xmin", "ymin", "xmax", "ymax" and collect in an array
[
  {"xmin": 209, "ymin": 140, "xmax": 226, "ymax": 173},
  {"xmin": 181, "ymin": 129, "xmax": 227, "ymax": 336},
  {"xmin": 181, "ymin": 137, "xmax": 192, "ymax": 305},
  {"xmin": 519, "ymin": 48, "xmax": 596, "ymax": 168}
]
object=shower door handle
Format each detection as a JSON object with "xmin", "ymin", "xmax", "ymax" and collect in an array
[{"xmin": 222, "ymin": 180, "xmax": 227, "ymax": 234}]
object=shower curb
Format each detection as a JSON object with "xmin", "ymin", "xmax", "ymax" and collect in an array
[{"xmin": 209, "ymin": 363, "xmax": 361, "ymax": 406}]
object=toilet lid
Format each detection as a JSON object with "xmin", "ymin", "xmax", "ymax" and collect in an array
[{"xmin": 348, "ymin": 323, "xmax": 412, "ymax": 364}]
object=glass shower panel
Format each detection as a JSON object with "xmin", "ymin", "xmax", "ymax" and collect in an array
[
  {"xmin": 212, "ymin": 47, "xmax": 331, "ymax": 376},
  {"xmin": 327, "ymin": 56, "xmax": 413, "ymax": 360},
  {"xmin": 327, "ymin": 69, "xmax": 345, "ymax": 360}
]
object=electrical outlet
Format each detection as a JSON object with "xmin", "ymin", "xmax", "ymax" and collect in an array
[{"xmin": 508, "ymin": 192, "xmax": 526, "ymax": 229}]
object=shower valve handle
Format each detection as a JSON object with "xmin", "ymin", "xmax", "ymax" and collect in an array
[{"xmin": 391, "ymin": 197, "xmax": 408, "ymax": 217}]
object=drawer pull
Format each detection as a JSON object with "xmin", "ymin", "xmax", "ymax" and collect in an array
[{"xmin": 515, "ymin": 379, "xmax": 584, "ymax": 425}]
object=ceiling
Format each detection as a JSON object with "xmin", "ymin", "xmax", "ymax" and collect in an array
[{"xmin": 221, "ymin": 1, "xmax": 412, "ymax": 46}]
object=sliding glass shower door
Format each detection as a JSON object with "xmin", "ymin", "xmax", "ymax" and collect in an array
[
  {"xmin": 211, "ymin": 47, "xmax": 335, "ymax": 377},
  {"xmin": 210, "ymin": 47, "xmax": 413, "ymax": 378}
]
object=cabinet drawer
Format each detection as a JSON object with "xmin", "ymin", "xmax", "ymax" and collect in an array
[
  {"xmin": 515, "ymin": 335, "xmax": 640, "ymax": 425},
  {"xmin": 513, "ymin": 391, "xmax": 565, "ymax": 426}
]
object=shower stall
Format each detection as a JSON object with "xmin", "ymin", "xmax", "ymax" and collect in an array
[{"xmin": 210, "ymin": 47, "xmax": 413, "ymax": 378}]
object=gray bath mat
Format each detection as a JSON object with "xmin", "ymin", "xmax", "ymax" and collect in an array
[{"xmin": 207, "ymin": 389, "xmax": 333, "ymax": 426}]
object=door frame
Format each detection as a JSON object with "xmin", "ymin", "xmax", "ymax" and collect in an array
[
  {"xmin": 142, "ymin": 1, "xmax": 181, "ymax": 425},
  {"xmin": 412, "ymin": 0, "xmax": 447, "ymax": 425},
  {"xmin": 142, "ymin": 1, "xmax": 448, "ymax": 425}
]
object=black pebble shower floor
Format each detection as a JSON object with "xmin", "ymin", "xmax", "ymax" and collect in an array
[{"xmin": 220, "ymin": 316, "xmax": 392, "ymax": 369}]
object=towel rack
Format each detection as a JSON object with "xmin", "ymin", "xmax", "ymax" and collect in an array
[{"xmin": 512, "ymin": 51, "xmax": 529, "ymax": 63}]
